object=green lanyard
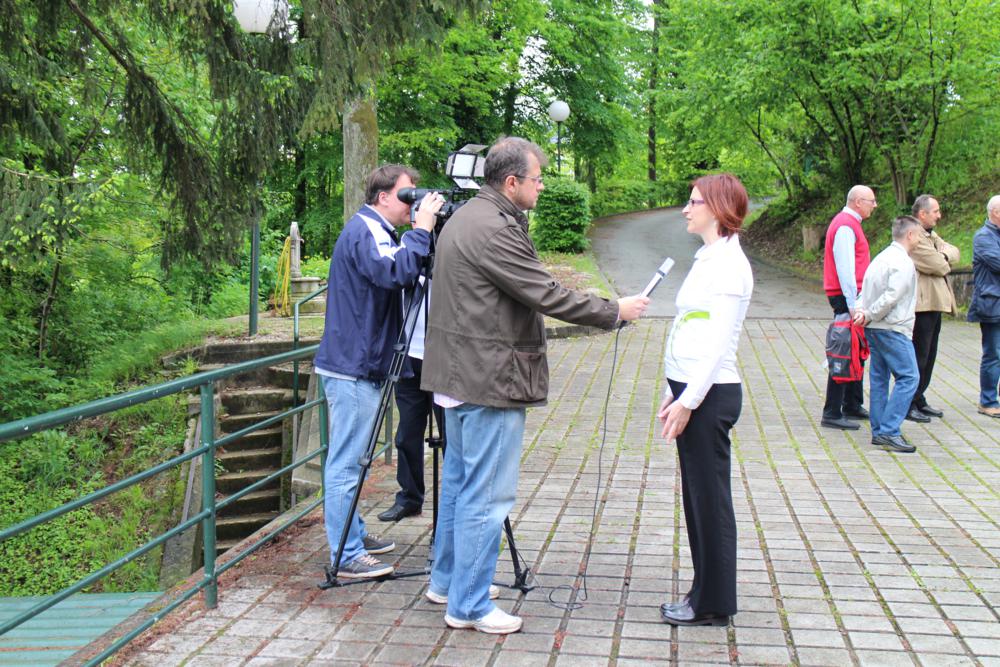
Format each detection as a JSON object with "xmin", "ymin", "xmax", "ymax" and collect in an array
[{"xmin": 669, "ymin": 310, "xmax": 710, "ymax": 360}]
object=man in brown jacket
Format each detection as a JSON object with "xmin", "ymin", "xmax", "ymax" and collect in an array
[
  {"xmin": 421, "ymin": 137, "xmax": 649, "ymax": 634},
  {"xmin": 907, "ymin": 194, "xmax": 960, "ymax": 422}
]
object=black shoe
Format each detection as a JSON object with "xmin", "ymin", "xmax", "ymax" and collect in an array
[
  {"xmin": 905, "ymin": 408, "xmax": 931, "ymax": 423},
  {"xmin": 872, "ymin": 434, "xmax": 916, "ymax": 453},
  {"xmin": 821, "ymin": 417, "xmax": 860, "ymax": 430},
  {"xmin": 660, "ymin": 602, "xmax": 729, "ymax": 626},
  {"xmin": 659, "ymin": 596, "xmax": 690, "ymax": 616},
  {"xmin": 843, "ymin": 406, "xmax": 869, "ymax": 420},
  {"xmin": 918, "ymin": 405, "xmax": 944, "ymax": 418},
  {"xmin": 377, "ymin": 503, "xmax": 420, "ymax": 522}
]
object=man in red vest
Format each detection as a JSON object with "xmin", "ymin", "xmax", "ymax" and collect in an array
[{"xmin": 822, "ymin": 185, "xmax": 876, "ymax": 430}]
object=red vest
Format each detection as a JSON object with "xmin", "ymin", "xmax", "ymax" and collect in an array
[{"xmin": 823, "ymin": 211, "xmax": 870, "ymax": 297}]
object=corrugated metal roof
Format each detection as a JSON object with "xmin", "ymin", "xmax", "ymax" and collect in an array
[{"xmin": 0, "ymin": 592, "xmax": 160, "ymax": 666}]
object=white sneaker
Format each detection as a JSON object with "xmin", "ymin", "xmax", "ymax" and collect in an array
[
  {"xmin": 425, "ymin": 585, "xmax": 500, "ymax": 604},
  {"xmin": 445, "ymin": 607, "xmax": 522, "ymax": 634}
]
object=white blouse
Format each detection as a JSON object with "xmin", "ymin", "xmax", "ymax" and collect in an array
[{"xmin": 663, "ymin": 234, "xmax": 753, "ymax": 410}]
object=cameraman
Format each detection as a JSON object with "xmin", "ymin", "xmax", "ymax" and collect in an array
[
  {"xmin": 314, "ymin": 164, "xmax": 443, "ymax": 579},
  {"xmin": 421, "ymin": 137, "xmax": 649, "ymax": 633}
]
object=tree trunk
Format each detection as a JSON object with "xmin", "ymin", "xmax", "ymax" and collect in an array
[
  {"xmin": 38, "ymin": 258, "xmax": 62, "ymax": 359},
  {"xmin": 342, "ymin": 94, "xmax": 379, "ymax": 220},
  {"xmin": 647, "ymin": 0, "xmax": 660, "ymax": 207},
  {"xmin": 502, "ymin": 83, "xmax": 518, "ymax": 136}
]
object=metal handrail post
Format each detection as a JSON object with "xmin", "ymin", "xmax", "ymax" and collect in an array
[{"xmin": 200, "ymin": 383, "xmax": 218, "ymax": 609}]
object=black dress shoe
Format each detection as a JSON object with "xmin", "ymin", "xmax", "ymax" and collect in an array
[
  {"xmin": 377, "ymin": 503, "xmax": 420, "ymax": 522},
  {"xmin": 905, "ymin": 408, "xmax": 931, "ymax": 423},
  {"xmin": 660, "ymin": 601, "xmax": 729, "ymax": 626},
  {"xmin": 918, "ymin": 405, "xmax": 944, "ymax": 418},
  {"xmin": 821, "ymin": 417, "xmax": 860, "ymax": 430},
  {"xmin": 659, "ymin": 596, "xmax": 690, "ymax": 616},
  {"xmin": 843, "ymin": 406, "xmax": 869, "ymax": 419},
  {"xmin": 872, "ymin": 434, "xmax": 916, "ymax": 453}
]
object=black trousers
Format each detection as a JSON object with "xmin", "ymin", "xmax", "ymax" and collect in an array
[
  {"xmin": 392, "ymin": 358, "xmax": 444, "ymax": 511},
  {"xmin": 910, "ymin": 311, "xmax": 942, "ymax": 410},
  {"xmin": 822, "ymin": 295, "xmax": 865, "ymax": 419},
  {"xmin": 669, "ymin": 379, "xmax": 742, "ymax": 617}
]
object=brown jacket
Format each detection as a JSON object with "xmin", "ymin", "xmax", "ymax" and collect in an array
[
  {"xmin": 909, "ymin": 228, "xmax": 960, "ymax": 315},
  {"xmin": 421, "ymin": 186, "xmax": 618, "ymax": 408}
]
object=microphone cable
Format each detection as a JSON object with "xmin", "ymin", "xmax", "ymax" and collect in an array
[{"xmin": 500, "ymin": 324, "xmax": 625, "ymax": 611}]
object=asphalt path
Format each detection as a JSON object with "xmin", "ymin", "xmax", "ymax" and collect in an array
[{"xmin": 590, "ymin": 207, "xmax": 831, "ymax": 319}]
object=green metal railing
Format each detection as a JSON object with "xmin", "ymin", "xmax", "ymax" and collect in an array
[
  {"xmin": 291, "ymin": 283, "xmax": 393, "ymax": 463},
  {"xmin": 0, "ymin": 344, "xmax": 327, "ymax": 667},
  {"xmin": 292, "ymin": 284, "xmax": 328, "ymax": 408}
]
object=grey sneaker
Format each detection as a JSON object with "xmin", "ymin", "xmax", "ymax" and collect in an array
[
  {"xmin": 338, "ymin": 554, "xmax": 393, "ymax": 579},
  {"xmin": 363, "ymin": 534, "xmax": 395, "ymax": 555}
]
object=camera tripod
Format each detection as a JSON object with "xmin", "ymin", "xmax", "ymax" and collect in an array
[{"xmin": 319, "ymin": 253, "xmax": 533, "ymax": 593}]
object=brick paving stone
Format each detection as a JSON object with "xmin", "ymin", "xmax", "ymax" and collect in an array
[
  {"xmin": 492, "ymin": 650, "xmax": 551, "ymax": 666},
  {"xmin": 856, "ymin": 649, "xmax": 920, "ymax": 666},
  {"xmin": 904, "ymin": 632, "xmax": 966, "ymax": 655},
  {"xmin": 734, "ymin": 643, "xmax": 793, "ymax": 664},
  {"xmin": 558, "ymin": 633, "xmax": 613, "ymax": 655},
  {"xmin": 795, "ymin": 646, "xmax": 856, "ymax": 666},
  {"xmin": 198, "ymin": 635, "xmax": 266, "ymax": 656},
  {"xmin": 244, "ymin": 658, "xmax": 305, "ymax": 666},
  {"xmin": 370, "ymin": 642, "xmax": 438, "ymax": 665},
  {"xmin": 257, "ymin": 638, "xmax": 323, "ymax": 658},
  {"xmin": 431, "ymin": 646, "xmax": 493, "ymax": 666}
]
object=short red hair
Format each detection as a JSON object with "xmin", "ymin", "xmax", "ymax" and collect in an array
[{"xmin": 692, "ymin": 173, "xmax": 748, "ymax": 238}]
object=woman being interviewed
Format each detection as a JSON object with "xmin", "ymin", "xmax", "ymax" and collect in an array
[{"xmin": 658, "ymin": 173, "xmax": 754, "ymax": 627}]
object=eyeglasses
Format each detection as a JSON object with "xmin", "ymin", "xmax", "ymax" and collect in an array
[
  {"xmin": 517, "ymin": 174, "xmax": 544, "ymax": 185},
  {"xmin": 859, "ymin": 198, "xmax": 877, "ymax": 205},
  {"xmin": 686, "ymin": 198, "xmax": 706, "ymax": 207}
]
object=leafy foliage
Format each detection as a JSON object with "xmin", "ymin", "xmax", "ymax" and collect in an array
[{"xmin": 532, "ymin": 177, "xmax": 591, "ymax": 252}]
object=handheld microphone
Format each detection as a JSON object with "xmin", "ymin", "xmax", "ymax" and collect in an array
[
  {"xmin": 619, "ymin": 258, "xmax": 674, "ymax": 329},
  {"xmin": 640, "ymin": 257, "xmax": 675, "ymax": 298}
]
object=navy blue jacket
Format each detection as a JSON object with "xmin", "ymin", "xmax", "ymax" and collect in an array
[
  {"xmin": 314, "ymin": 205, "xmax": 432, "ymax": 380},
  {"xmin": 969, "ymin": 220, "xmax": 1000, "ymax": 324}
]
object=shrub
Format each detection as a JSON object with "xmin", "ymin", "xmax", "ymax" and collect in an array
[
  {"xmin": 532, "ymin": 177, "xmax": 592, "ymax": 253},
  {"xmin": 591, "ymin": 179, "xmax": 682, "ymax": 217}
]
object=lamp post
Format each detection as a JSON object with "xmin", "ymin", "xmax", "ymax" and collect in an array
[
  {"xmin": 233, "ymin": 0, "xmax": 288, "ymax": 336},
  {"xmin": 547, "ymin": 100, "xmax": 570, "ymax": 173}
]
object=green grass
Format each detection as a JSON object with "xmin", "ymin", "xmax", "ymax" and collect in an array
[{"xmin": 538, "ymin": 249, "xmax": 615, "ymax": 298}]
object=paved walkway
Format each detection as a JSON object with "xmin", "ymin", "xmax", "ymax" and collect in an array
[
  {"xmin": 590, "ymin": 209, "xmax": 830, "ymax": 319},
  {"xmin": 106, "ymin": 318, "xmax": 999, "ymax": 667}
]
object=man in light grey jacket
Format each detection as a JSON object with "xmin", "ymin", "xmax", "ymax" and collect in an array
[{"xmin": 854, "ymin": 216, "xmax": 924, "ymax": 453}]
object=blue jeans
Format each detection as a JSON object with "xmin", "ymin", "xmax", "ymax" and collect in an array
[
  {"xmin": 866, "ymin": 328, "xmax": 918, "ymax": 437},
  {"xmin": 322, "ymin": 375, "xmax": 380, "ymax": 565},
  {"xmin": 981, "ymin": 323, "xmax": 1000, "ymax": 408},
  {"xmin": 429, "ymin": 403, "xmax": 525, "ymax": 621}
]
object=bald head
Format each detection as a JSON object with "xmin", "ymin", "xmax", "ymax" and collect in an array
[
  {"xmin": 846, "ymin": 185, "xmax": 877, "ymax": 220},
  {"xmin": 988, "ymin": 195, "xmax": 1000, "ymax": 227}
]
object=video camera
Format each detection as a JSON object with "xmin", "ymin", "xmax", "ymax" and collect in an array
[{"xmin": 397, "ymin": 144, "xmax": 487, "ymax": 231}]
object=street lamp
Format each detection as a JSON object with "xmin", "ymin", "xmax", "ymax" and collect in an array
[
  {"xmin": 547, "ymin": 100, "xmax": 570, "ymax": 173},
  {"xmin": 233, "ymin": 0, "xmax": 289, "ymax": 336}
]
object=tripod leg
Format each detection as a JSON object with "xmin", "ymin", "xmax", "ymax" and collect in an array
[{"xmin": 503, "ymin": 517, "xmax": 534, "ymax": 592}]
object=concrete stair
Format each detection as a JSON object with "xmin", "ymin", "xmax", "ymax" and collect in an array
[{"xmin": 209, "ymin": 358, "xmax": 313, "ymax": 553}]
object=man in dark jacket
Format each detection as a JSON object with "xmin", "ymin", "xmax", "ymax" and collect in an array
[
  {"xmin": 969, "ymin": 196, "xmax": 1000, "ymax": 418},
  {"xmin": 421, "ymin": 137, "xmax": 649, "ymax": 633},
  {"xmin": 314, "ymin": 164, "xmax": 443, "ymax": 579}
]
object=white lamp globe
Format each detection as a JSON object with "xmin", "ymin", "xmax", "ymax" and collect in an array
[
  {"xmin": 233, "ymin": 0, "xmax": 288, "ymax": 34},
  {"xmin": 548, "ymin": 100, "xmax": 570, "ymax": 123}
]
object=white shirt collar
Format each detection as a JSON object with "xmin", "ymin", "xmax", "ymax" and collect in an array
[
  {"xmin": 360, "ymin": 204, "xmax": 393, "ymax": 232},
  {"xmin": 841, "ymin": 206, "xmax": 862, "ymax": 222},
  {"xmin": 695, "ymin": 233, "xmax": 739, "ymax": 260}
]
